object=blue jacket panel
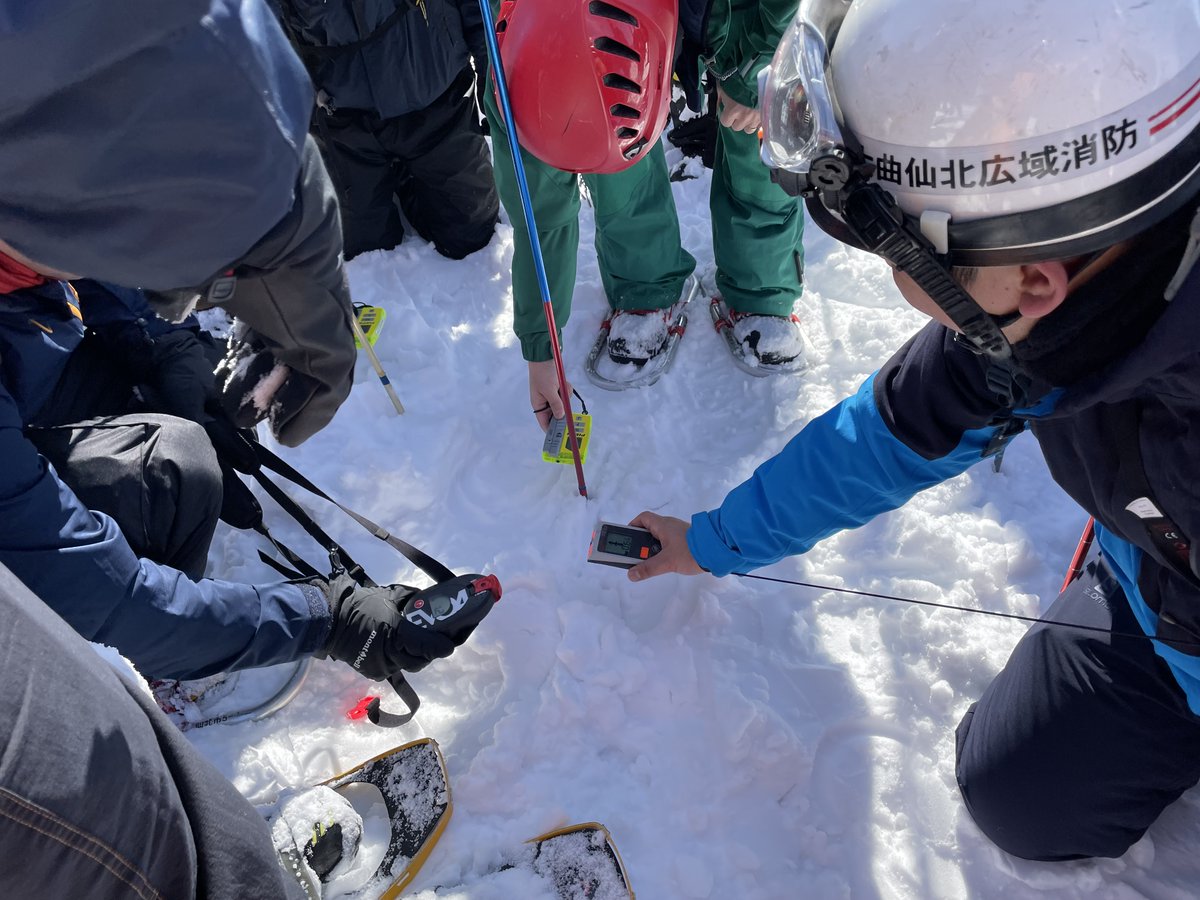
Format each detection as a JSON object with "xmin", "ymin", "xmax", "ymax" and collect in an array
[
  {"xmin": 0, "ymin": 0, "xmax": 313, "ymax": 290},
  {"xmin": 688, "ymin": 242, "xmax": 1200, "ymax": 708},
  {"xmin": 0, "ymin": 283, "xmax": 331, "ymax": 680},
  {"xmin": 1094, "ymin": 528, "xmax": 1200, "ymax": 714},
  {"xmin": 689, "ymin": 375, "xmax": 1007, "ymax": 575},
  {"xmin": 0, "ymin": 284, "xmax": 83, "ymax": 423}
]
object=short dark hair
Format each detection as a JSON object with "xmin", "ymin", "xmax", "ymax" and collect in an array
[{"xmin": 950, "ymin": 266, "xmax": 979, "ymax": 288}]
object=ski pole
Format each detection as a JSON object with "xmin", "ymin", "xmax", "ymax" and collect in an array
[
  {"xmin": 478, "ymin": 0, "xmax": 589, "ymax": 499},
  {"xmin": 350, "ymin": 312, "xmax": 406, "ymax": 415},
  {"xmin": 1059, "ymin": 517, "xmax": 1096, "ymax": 594}
]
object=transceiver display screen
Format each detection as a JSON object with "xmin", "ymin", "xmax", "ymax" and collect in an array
[{"xmin": 604, "ymin": 531, "xmax": 633, "ymax": 555}]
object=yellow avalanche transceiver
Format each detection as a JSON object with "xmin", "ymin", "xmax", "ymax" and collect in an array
[
  {"xmin": 353, "ymin": 304, "xmax": 387, "ymax": 348},
  {"xmin": 541, "ymin": 412, "xmax": 591, "ymax": 465}
]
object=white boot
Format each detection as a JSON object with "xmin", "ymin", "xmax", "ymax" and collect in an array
[
  {"xmin": 270, "ymin": 785, "xmax": 364, "ymax": 896},
  {"xmin": 605, "ymin": 307, "xmax": 674, "ymax": 365},
  {"xmin": 728, "ymin": 309, "xmax": 806, "ymax": 366}
]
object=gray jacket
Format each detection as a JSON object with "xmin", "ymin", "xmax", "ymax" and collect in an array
[{"xmin": 0, "ymin": 0, "xmax": 355, "ymax": 445}]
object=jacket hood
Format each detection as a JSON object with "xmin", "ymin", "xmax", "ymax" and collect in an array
[{"xmin": 0, "ymin": 0, "xmax": 313, "ymax": 290}]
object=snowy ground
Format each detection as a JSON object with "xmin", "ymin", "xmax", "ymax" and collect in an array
[{"xmin": 186, "ymin": 139, "xmax": 1200, "ymax": 899}]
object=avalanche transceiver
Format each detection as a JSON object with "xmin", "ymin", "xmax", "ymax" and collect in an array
[
  {"xmin": 402, "ymin": 574, "xmax": 502, "ymax": 639},
  {"xmin": 587, "ymin": 521, "xmax": 661, "ymax": 569},
  {"xmin": 542, "ymin": 412, "xmax": 592, "ymax": 465},
  {"xmin": 353, "ymin": 304, "xmax": 387, "ymax": 348}
]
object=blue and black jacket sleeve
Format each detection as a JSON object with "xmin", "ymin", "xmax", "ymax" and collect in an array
[{"xmin": 688, "ymin": 323, "xmax": 1024, "ymax": 575}]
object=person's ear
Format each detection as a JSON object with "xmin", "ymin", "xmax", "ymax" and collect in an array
[{"xmin": 1017, "ymin": 261, "xmax": 1070, "ymax": 319}]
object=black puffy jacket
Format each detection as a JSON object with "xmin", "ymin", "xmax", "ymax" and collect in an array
[{"xmin": 271, "ymin": 0, "xmax": 485, "ymax": 118}]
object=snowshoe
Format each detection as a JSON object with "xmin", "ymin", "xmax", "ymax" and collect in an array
[
  {"xmin": 512, "ymin": 822, "xmax": 635, "ymax": 900},
  {"xmin": 270, "ymin": 738, "xmax": 452, "ymax": 900},
  {"xmin": 413, "ymin": 821, "xmax": 635, "ymax": 899},
  {"xmin": 584, "ymin": 275, "xmax": 700, "ymax": 391},
  {"xmin": 709, "ymin": 297, "xmax": 808, "ymax": 377},
  {"xmin": 151, "ymin": 657, "xmax": 311, "ymax": 731}
]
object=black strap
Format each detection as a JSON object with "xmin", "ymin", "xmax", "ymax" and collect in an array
[
  {"xmin": 365, "ymin": 673, "xmax": 421, "ymax": 727},
  {"xmin": 252, "ymin": 522, "xmax": 326, "ymax": 579},
  {"xmin": 249, "ymin": 468, "xmax": 376, "ymax": 587},
  {"xmin": 249, "ymin": 442, "xmax": 456, "ymax": 584},
  {"xmin": 841, "ymin": 184, "xmax": 1014, "ymax": 364}
]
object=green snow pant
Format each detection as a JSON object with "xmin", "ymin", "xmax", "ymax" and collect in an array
[
  {"xmin": 485, "ymin": 79, "xmax": 696, "ymax": 363},
  {"xmin": 709, "ymin": 120, "xmax": 805, "ymax": 315}
]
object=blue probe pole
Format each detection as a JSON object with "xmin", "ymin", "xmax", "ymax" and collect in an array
[{"xmin": 478, "ymin": 0, "xmax": 589, "ymax": 499}]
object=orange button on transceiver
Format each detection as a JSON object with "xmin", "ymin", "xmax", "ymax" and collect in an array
[{"xmin": 639, "ymin": 547, "xmax": 650, "ymax": 559}]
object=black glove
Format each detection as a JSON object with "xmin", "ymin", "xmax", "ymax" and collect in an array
[
  {"xmin": 317, "ymin": 574, "xmax": 458, "ymax": 679},
  {"xmin": 215, "ymin": 326, "xmax": 322, "ymax": 442}
]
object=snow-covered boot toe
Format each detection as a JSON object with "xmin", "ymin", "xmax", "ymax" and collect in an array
[
  {"xmin": 585, "ymin": 276, "xmax": 700, "ymax": 390},
  {"xmin": 710, "ymin": 298, "xmax": 808, "ymax": 376},
  {"xmin": 729, "ymin": 310, "xmax": 805, "ymax": 366},
  {"xmin": 271, "ymin": 785, "xmax": 364, "ymax": 894},
  {"xmin": 605, "ymin": 307, "xmax": 673, "ymax": 366}
]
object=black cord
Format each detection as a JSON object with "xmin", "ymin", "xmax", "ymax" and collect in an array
[{"xmin": 734, "ymin": 571, "xmax": 1200, "ymax": 652}]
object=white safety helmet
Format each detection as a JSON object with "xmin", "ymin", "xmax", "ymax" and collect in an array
[
  {"xmin": 835, "ymin": 0, "xmax": 1200, "ymax": 263},
  {"xmin": 766, "ymin": 0, "xmax": 1200, "ymax": 266}
]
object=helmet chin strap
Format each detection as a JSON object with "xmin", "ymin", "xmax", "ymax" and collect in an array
[
  {"xmin": 842, "ymin": 188, "xmax": 1010, "ymax": 356},
  {"xmin": 831, "ymin": 181, "xmax": 1034, "ymax": 405},
  {"xmin": 989, "ymin": 309, "xmax": 1023, "ymax": 329}
]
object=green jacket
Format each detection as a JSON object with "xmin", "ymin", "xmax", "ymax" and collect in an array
[{"xmin": 694, "ymin": 0, "xmax": 799, "ymax": 109}]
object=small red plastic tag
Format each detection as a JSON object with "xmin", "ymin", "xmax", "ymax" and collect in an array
[{"xmin": 347, "ymin": 696, "xmax": 375, "ymax": 720}]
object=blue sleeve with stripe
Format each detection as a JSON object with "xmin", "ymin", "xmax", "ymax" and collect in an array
[{"xmin": 688, "ymin": 373, "xmax": 1011, "ymax": 576}]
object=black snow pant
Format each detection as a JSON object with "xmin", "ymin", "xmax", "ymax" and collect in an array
[
  {"xmin": 314, "ymin": 67, "xmax": 499, "ymax": 261},
  {"xmin": 25, "ymin": 337, "xmax": 223, "ymax": 580},
  {"xmin": 0, "ymin": 562, "xmax": 304, "ymax": 900},
  {"xmin": 955, "ymin": 558, "xmax": 1200, "ymax": 860}
]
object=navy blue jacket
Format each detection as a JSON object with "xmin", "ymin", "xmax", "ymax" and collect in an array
[
  {"xmin": 689, "ymin": 231, "xmax": 1200, "ymax": 711},
  {"xmin": 272, "ymin": 0, "xmax": 484, "ymax": 118},
  {"xmin": 0, "ymin": 282, "xmax": 331, "ymax": 680}
]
